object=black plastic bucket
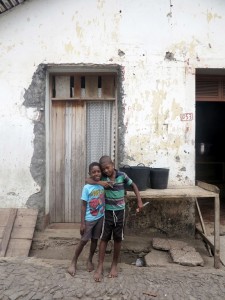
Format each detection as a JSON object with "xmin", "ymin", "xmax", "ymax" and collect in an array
[
  {"xmin": 119, "ymin": 165, "xmax": 133, "ymax": 191},
  {"xmin": 150, "ymin": 168, "xmax": 169, "ymax": 189},
  {"xmin": 119, "ymin": 165, "xmax": 133, "ymax": 179},
  {"xmin": 119, "ymin": 164, "xmax": 150, "ymax": 191}
]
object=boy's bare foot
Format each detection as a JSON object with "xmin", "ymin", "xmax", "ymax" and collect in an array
[
  {"xmin": 94, "ymin": 265, "xmax": 103, "ymax": 282},
  {"xmin": 108, "ymin": 264, "xmax": 118, "ymax": 278},
  {"xmin": 94, "ymin": 270, "xmax": 102, "ymax": 282},
  {"xmin": 87, "ymin": 261, "xmax": 94, "ymax": 272},
  {"xmin": 67, "ymin": 264, "xmax": 76, "ymax": 277}
]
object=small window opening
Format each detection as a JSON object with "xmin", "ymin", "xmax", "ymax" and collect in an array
[
  {"xmin": 70, "ymin": 76, "xmax": 74, "ymax": 97},
  {"xmin": 98, "ymin": 76, "xmax": 102, "ymax": 98},
  {"xmin": 81, "ymin": 76, "xmax": 85, "ymax": 88},
  {"xmin": 98, "ymin": 76, "xmax": 102, "ymax": 88},
  {"xmin": 81, "ymin": 76, "xmax": 85, "ymax": 98}
]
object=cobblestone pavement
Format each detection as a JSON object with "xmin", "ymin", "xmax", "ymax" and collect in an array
[{"xmin": 0, "ymin": 257, "xmax": 225, "ymax": 300}]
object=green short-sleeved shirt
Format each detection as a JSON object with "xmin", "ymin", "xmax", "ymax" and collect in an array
[{"xmin": 102, "ymin": 170, "xmax": 132, "ymax": 211}]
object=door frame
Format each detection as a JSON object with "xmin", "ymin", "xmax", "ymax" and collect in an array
[{"xmin": 45, "ymin": 65, "xmax": 119, "ymax": 223}]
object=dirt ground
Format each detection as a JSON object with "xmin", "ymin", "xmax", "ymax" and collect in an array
[
  {"xmin": 29, "ymin": 223, "xmax": 220, "ymax": 270},
  {"xmin": 28, "ymin": 198, "xmax": 225, "ymax": 274},
  {"xmin": 1, "ymin": 198, "xmax": 225, "ymax": 299},
  {"xmin": 2, "ymin": 202, "xmax": 225, "ymax": 300}
]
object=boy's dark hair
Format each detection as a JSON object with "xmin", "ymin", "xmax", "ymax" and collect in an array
[
  {"xmin": 89, "ymin": 162, "xmax": 101, "ymax": 172},
  {"xmin": 99, "ymin": 155, "xmax": 113, "ymax": 165}
]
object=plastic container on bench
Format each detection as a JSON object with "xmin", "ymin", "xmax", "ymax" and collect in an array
[
  {"xmin": 119, "ymin": 164, "xmax": 150, "ymax": 191},
  {"xmin": 150, "ymin": 168, "xmax": 169, "ymax": 189}
]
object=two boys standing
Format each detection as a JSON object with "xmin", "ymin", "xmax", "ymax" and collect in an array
[{"xmin": 68, "ymin": 155, "xmax": 143, "ymax": 281}]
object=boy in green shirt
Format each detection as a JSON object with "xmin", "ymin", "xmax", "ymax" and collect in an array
[{"xmin": 87, "ymin": 155, "xmax": 143, "ymax": 282}]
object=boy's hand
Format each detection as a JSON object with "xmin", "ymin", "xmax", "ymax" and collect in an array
[
  {"xmin": 80, "ymin": 224, "xmax": 86, "ymax": 236},
  {"xmin": 136, "ymin": 201, "xmax": 149, "ymax": 213},
  {"xmin": 136, "ymin": 202, "xmax": 143, "ymax": 213},
  {"xmin": 99, "ymin": 181, "xmax": 113, "ymax": 188}
]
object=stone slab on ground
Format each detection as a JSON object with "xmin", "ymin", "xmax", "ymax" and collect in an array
[
  {"xmin": 152, "ymin": 237, "xmax": 171, "ymax": 250},
  {"xmin": 170, "ymin": 248, "xmax": 204, "ymax": 266},
  {"xmin": 152, "ymin": 237, "xmax": 187, "ymax": 251},
  {"xmin": 122, "ymin": 235, "xmax": 151, "ymax": 253},
  {"xmin": 152, "ymin": 237, "xmax": 204, "ymax": 267},
  {"xmin": 145, "ymin": 248, "xmax": 172, "ymax": 266}
]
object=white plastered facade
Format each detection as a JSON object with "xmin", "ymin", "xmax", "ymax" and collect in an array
[{"xmin": 0, "ymin": 0, "xmax": 225, "ymax": 207}]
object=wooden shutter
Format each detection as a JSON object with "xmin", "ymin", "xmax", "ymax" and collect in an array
[{"xmin": 196, "ymin": 76, "xmax": 225, "ymax": 102}]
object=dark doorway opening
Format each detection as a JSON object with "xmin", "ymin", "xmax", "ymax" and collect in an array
[
  {"xmin": 195, "ymin": 70, "xmax": 225, "ymax": 235},
  {"xmin": 196, "ymin": 101, "xmax": 225, "ymax": 185}
]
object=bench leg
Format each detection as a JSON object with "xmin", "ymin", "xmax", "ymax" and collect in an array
[
  {"xmin": 195, "ymin": 198, "xmax": 212, "ymax": 256},
  {"xmin": 214, "ymin": 195, "xmax": 220, "ymax": 268}
]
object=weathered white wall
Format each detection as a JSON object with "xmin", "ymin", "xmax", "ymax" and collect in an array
[{"xmin": 0, "ymin": 0, "xmax": 225, "ymax": 207}]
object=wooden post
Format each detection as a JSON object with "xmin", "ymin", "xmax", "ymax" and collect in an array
[
  {"xmin": 195, "ymin": 199, "xmax": 212, "ymax": 256},
  {"xmin": 214, "ymin": 195, "xmax": 220, "ymax": 268}
]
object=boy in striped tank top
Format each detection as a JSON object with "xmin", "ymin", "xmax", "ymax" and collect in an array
[{"xmin": 88, "ymin": 155, "xmax": 143, "ymax": 282}]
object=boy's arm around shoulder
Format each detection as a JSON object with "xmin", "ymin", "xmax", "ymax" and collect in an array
[
  {"xmin": 130, "ymin": 182, "xmax": 143, "ymax": 211},
  {"xmin": 85, "ymin": 177, "xmax": 110, "ymax": 188}
]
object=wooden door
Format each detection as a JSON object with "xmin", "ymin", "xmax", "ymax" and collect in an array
[
  {"xmin": 49, "ymin": 73, "xmax": 116, "ymax": 223},
  {"xmin": 50, "ymin": 101, "xmax": 86, "ymax": 222}
]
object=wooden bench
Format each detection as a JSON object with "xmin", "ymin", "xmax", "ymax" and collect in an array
[{"xmin": 126, "ymin": 181, "xmax": 220, "ymax": 268}]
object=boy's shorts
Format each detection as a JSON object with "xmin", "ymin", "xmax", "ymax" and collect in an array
[
  {"xmin": 100, "ymin": 209, "xmax": 125, "ymax": 242},
  {"xmin": 81, "ymin": 217, "xmax": 104, "ymax": 242}
]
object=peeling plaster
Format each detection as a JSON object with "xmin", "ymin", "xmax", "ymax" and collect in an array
[
  {"xmin": 75, "ymin": 22, "xmax": 83, "ymax": 39},
  {"xmin": 118, "ymin": 49, "xmax": 125, "ymax": 57},
  {"xmin": 23, "ymin": 64, "xmax": 47, "ymax": 229},
  {"xmin": 206, "ymin": 10, "xmax": 222, "ymax": 23},
  {"xmin": 151, "ymin": 88, "xmax": 167, "ymax": 124},
  {"xmin": 97, "ymin": 0, "xmax": 106, "ymax": 9},
  {"xmin": 6, "ymin": 44, "xmax": 15, "ymax": 52},
  {"xmin": 175, "ymin": 156, "xmax": 180, "ymax": 162},
  {"xmin": 171, "ymin": 99, "xmax": 182, "ymax": 121},
  {"xmin": 64, "ymin": 42, "xmax": 74, "ymax": 53},
  {"xmin": 169, "ymin": 38, "xmax": 200, "ymax": 60},
  {"xmin": 165, "ymin": 51, "xmax": 175, "ymax": 61}
]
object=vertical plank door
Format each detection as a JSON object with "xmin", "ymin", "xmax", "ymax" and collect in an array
[{"xmin": 50, "ymin": 100, "xmax": 85, "ymax": 222}]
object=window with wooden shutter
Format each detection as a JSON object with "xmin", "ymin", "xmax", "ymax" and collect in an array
[
  {"xmin": 196, "ymin": 75, "xmax": 225, "ymax": 101},
  {"xmin": 223, "ymin": 80, "xmax": 225, "ymax": 99}
]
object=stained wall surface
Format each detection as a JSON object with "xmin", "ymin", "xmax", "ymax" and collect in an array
[{"xmin": 0, "ymin": 0, "xmax": 225, "ymax": 209}]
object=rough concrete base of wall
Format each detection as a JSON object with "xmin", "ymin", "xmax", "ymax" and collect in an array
[{"xmin": 125, "ymin": 197, "xmax": 195, "ymax": 237}]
